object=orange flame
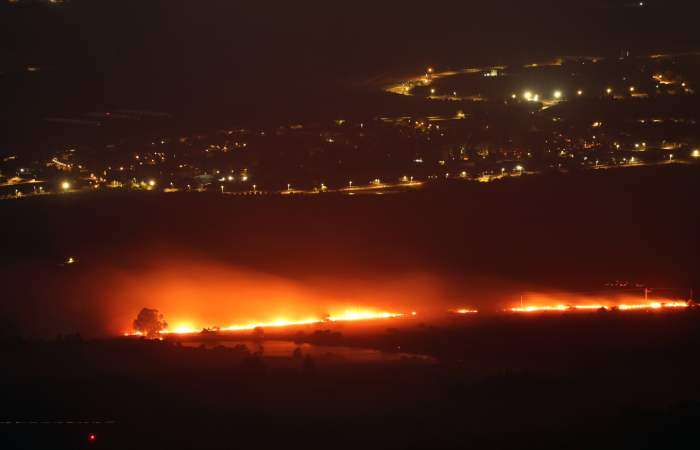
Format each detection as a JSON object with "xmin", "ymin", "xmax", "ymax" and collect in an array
[
  {"xmin": 451, "ymin": 308, "xmax": 479, "ymax": 314},
  {"xmin": 508, "ymin": 301, "xmax": 689, "ymax": 313},
  {"xmin": 126, "ymin": 309, "xmax": 407, "ymax": 336}
]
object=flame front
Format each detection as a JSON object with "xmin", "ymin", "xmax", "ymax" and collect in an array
[
  {"xmin": 508, "ymin": 301, "xmax": 689, "ymax": 313},
  {"xmin": 126, "ymin": 309, "xmax": 407, "ymax": 336}
]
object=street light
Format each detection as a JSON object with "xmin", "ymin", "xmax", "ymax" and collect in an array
[
  {"xmin": 553, "ymin": 90, "xmax": 562, "ymax": 99},
  {"xmin": 61, "ymin": 181, "xmax": 71, "ymax": 191}
]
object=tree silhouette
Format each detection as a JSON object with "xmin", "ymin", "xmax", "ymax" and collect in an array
[
  {"xmin": 133, "ymin": 308, "xmax": 167, "ymax": 338},
  {"xmin": 252, "ymin": 326, "xmax": 265, "ymax": 342}
]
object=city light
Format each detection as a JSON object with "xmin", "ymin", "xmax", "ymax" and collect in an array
[
  {"xmin": 606, "ymin": 87, "xmax": 613, "ymax": 95},
  {"xmin": 553, "ymin": 90, "xmax": 562, "ymax": 99},
  {"xmin": 61, "ymin": 181, "xmax": 71, "ymax": 190},
  {"xmin": 523, "ymin": 91, "xmax": 533, "ymax": 101},
  {"xmin": 692, "ymin": 150, "xmax": 700, "ymax": 158},
  {"xmin": 577, "ymin": 90, "xmax": 583, "ymax": 96},
  {"xmin": 148, "ymin": 180, "xmax": 156, "ymax": 187}
]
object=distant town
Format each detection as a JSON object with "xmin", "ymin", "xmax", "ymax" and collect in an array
[{"xmin": 2, "ymin": 51, "xmax": 699, "ymax": 200}]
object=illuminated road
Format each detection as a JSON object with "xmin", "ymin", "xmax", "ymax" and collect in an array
[
  {"xmin": 281, "ymin": 180, "xmax": 424, "ymax": 196},
  {"xmin": 383, "ymin": 51, "xmax": 698, "ymax": 105}
]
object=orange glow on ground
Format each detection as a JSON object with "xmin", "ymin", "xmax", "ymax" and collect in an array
[
  {"xmin": 451, "ymin": 308, "xmax": 479, "ymax": 314},
  {"xmin": 126, "ymin": 309, "xmax": 407, "ymax": 336},
  {"xmin": 507, "ymin": 301, "xmax": 689, "ymax": 313}
]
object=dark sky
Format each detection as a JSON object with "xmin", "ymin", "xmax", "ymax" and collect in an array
[{"xmin": 1, "ymin": 0, "xmax": 699, "ymax": 125}]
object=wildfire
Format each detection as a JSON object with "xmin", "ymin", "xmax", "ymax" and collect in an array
[
  {"xmin": 618, "ymin": 301, "xmax": 688, "ymax": 311},
  {"xmin": 507, "ymin": 301, "xmax": 689, "ymax": 313},
  {"xmin": 451, "ymin": 308, "xmax": 479, "ymax": 315},
  {"xmin": 125, "ymin": 309, "xmax": 407, "ymax": 336}
]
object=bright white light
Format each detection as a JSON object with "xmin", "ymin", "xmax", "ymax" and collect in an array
[
  {"xmin": 553, "ymin": 90, "xmax": 562, "ymax": 99},
  {"xmin": 61, "ymin": 181, "xmax": 71, "ymax": 190}
]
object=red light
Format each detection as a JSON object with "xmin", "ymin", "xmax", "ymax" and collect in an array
[{"xmin": 88, "ymin": 433, "xmax": 96, "ymax": 442}]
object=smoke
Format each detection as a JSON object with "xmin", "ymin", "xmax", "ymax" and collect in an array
[
  {"xmin": 0, "ymin": 249, "xmax": 664, "ymax": 338},
  {"xmin": 2, "ymin": 252, "xmax": 466, "ymax": 337}
]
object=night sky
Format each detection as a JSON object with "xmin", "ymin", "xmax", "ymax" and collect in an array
[{"xmin": 2, "ymin": 0, "xmax": 699, "ymax": 127}]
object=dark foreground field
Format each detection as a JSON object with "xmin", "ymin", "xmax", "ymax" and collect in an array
[{"xmin": 2, "ymin": 310, "xmax": 700, "ymax": 450}]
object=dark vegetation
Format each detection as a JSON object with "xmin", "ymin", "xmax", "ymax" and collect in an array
[{"xmin": 2, "ymin": 310, "xmax": 700, "ymax": 449}]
